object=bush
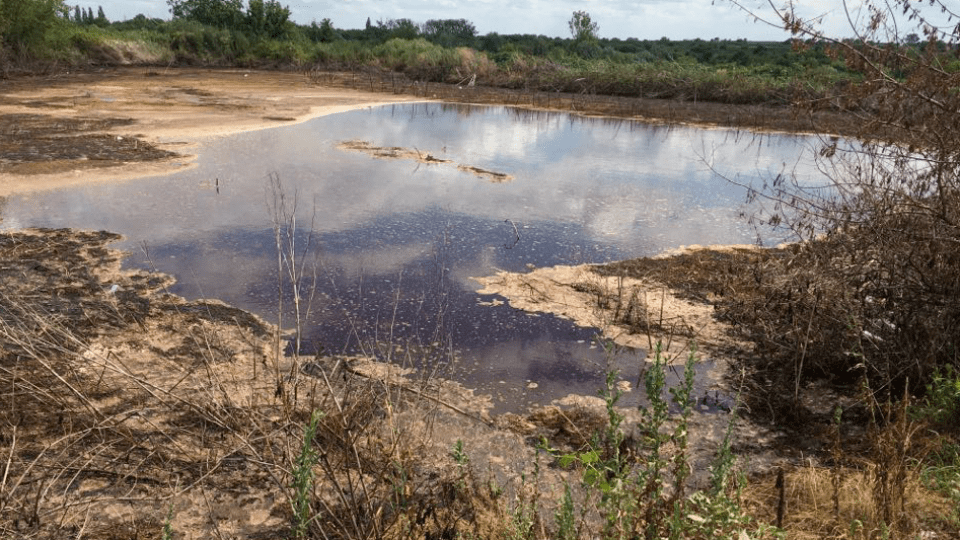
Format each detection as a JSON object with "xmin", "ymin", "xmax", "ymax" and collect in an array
[
  {"xmin": 0, "ymin": 0, "xmax": 66, "ymax": 52},
  {"xmin": 722, "ymin": 0, "xmax": 960, "ymax": 419},
  {"xmin": 914, "ymin": 366, "xmax": 960, "ymax": 430},
  {"xmin": 372, "ymin": 38, "xmax": 461, "ymax": 80}
]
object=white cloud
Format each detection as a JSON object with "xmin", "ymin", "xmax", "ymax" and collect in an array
[{"xmin": 93, "ymin": 0, "xmax": 802, "ymax": 39}]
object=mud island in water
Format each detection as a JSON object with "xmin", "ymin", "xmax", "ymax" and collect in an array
[{"xmin": 4, "ymin": 67, "xmax": 932, "ymax": 539}]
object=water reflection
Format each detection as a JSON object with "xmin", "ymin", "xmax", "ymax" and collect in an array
[{"xmin": 2, "ymin": 103, "xmax": 825, "ymax": 412}]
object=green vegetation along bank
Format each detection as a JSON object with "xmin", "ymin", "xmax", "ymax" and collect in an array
[{"xmin": 0, "ymin": 0, "xmax": 895, "ymax": 108}]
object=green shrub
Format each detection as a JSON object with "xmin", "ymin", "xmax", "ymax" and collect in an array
[
  {"xmin": 914, "ymin": 366, "xmax": 960, "ymax": 430},
  {"xmin": 372, "ymin": 37, "xmax": 461, "ymax": 80},
  {"xmin": 546, "ymin": 342, "xmax": 781, "ymax": 539},
  {"xmin": 0, "ymin": 0, "xmax": 66, "ymax": 52},
  {"xmin": 291, "ymin": 410, "xmax": 323, "ymax": 538}
]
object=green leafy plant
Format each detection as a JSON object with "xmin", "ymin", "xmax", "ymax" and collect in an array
[
  {"xmin": 914, "ymin": 366, "xmax": 960, "ymax": 429},
  {"xmin": 554, "ymin": 481, "xmax": 577, "ymax": 540},
  {"xmin": 508, "ymin": 471, "xmax": 537, "ymax": 540},
  {"xmin": 291, "ymin": 409, "xmax": 323, "ymax": 538},
  {"xmin": 451, "ymin": 438, "xmax": 470, "ymax": 493},
  {"xmin": 162, "ymin": 501, "xmax": 175, "ymax": 540},
  {"xmin": 547, "ymin": 341, "xmax": 784, "ymax": 539},
  {"xmin": 918, "ymin": 441, "xmax": 960, "ymax": 519}
]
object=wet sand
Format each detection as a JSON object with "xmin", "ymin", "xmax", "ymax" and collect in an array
[{"xmin": 0, "ymin": 67, "xmax": 423, "ymax": 196}]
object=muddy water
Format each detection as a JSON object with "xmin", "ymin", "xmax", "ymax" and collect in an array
[{"xmin": 3, "ymin": 103, "xmax": 825, "ymax": 412}]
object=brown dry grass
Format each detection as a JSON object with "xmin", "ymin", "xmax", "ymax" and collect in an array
[{"xmin": 743, "ymin": 464, "xmax": 955, "ymax": 540}]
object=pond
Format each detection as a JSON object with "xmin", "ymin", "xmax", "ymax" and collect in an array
[{"xmin": 2, "ymin": 103, "xmax": 828, "ymax": 412}]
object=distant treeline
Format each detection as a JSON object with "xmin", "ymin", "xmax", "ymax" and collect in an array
[
  {"xmin": 3, "ymin": 0, "xmax": 957, "ymax": 104},
  {"xmin": 81, "ymin": 2, "xmax": 836, "ymax": 72}
]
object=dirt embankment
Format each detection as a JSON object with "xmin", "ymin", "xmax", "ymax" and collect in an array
[{"xmin": 472, "ymin": 257, "xmax": 752, "ymax": 360}]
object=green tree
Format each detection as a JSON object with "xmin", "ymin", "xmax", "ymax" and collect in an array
[
  {"xmin": 260, "ymin": 0, "xmax": 289, "ymax": 38},
  {"xmin": 377, "ymin": 18, "xmax": 418, "ymax": 40},
  {"xmin": 95, "ymin": 5, "xmax": 107, "ymax": 24},
  {"xmin": 0, "ymin": 0, "xmax": 67, "ymax": 50},
  {"xmin": 246, "ymin": 0, "xmax": 264, "ymax": 34},
  {"xmin": 73, "ymin": 4, "xmax": 81, "ymax": 22},
  {"xmin": 245, "ymin": 0, "xmax": 289, "ymax": 37},
  {"xmin": 168, "ymin": 0, "xmax": 243, "ymax": 28},
  {"xmin": 568, "ymin": 10, "xmax": 598, "ymax": 43},
  {"xmin": 312, "ymin": 17, "xmax": 337, "ymax": 42},
  {"xmin": 421, "ymin": 18, "xmax": 476, "ymax": 47}
]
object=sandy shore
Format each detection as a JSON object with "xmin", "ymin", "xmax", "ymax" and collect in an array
[{"xmin": 0, "ymin": 67, "xmax": 423, "ymax": 196}]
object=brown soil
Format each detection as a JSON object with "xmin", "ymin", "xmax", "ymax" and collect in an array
[
  {"xmin": 471, "ymin": 256, "xmax": 753, "ymax": 360},
  {"xmin": 0, "ymin": 114, "xmax": 175, "ymax": 175}
]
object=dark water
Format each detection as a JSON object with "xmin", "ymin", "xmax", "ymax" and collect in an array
[{"xmin": 2, "ymin": 103, "xmax": 825, "ymax": 411}]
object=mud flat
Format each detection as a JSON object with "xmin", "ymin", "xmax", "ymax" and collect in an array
[
  {"xmin": 0, "ymin": 67, "xmax": 423, "ymax": 196},
  {"xmin": 472, "ymin": 255, "xmax": 752, "ymax": 360}
]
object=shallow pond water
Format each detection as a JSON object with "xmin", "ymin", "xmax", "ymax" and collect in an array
[{"xmin": 3, "ymin": 103, "xmax": 827, "ymax": 412}]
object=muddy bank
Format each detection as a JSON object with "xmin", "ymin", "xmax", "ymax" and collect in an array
[
  {"xmin": 471, "ymin": 252, "xmax": 754, "ymax": 360},
  {"xmin": 1, "ymin": 227, "xmax": 767, "ymax": 538},
  {"xmin": 308, "ymin": 69, "xmax": 859, "ymax": 139},
  {"xmin": 0, "ymin": 114, "xmax": 175, "ymax": 175},
  {"xmin": 0, "ymin": 67, "xmax": 423, "ymax": 196}
]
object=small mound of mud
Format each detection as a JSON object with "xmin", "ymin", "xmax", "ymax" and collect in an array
[
  {"xmin": 472, "ymin": 263, "xmax": 747, "ymax": 356},
  {"xmin": 338, "ymin": 139, "xmax": 452, "ymax": 163},
  {"xmin": 338, "ymin": 139, "xmax": 513, "ymax": 182},
  {"xmin": 594, "ymin": 245, "xmax": 788, "ymax": 305},
  {"xmin": 457, "ymin": 164, "xmax": 512, "ymax": 183},
  {"xmin": 0, "ymin": 113, "xmax": 177, "ymax": 174}
]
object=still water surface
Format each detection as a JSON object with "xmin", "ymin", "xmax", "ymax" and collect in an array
[{"xmin": 4, "ymin": 103, "xmax": 826, "ymax": 411}]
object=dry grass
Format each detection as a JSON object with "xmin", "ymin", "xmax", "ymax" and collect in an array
[{"xmin": 743, "ymin": 464, "xmax": 955, "ymax": 539}]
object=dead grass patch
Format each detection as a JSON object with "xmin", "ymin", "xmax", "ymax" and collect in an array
[{"xmin": 743, "ymin": 464, "xmax": 956, "ymax": 539}]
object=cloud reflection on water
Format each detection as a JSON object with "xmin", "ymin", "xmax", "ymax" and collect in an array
[{"xmin": 2, "ymin": 103, "xmax": 829, "ymax": 411}]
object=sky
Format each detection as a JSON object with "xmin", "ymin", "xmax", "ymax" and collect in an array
[{"xmin": 92, "ymin": 0, "xmax": 940, "ymax": 41}]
